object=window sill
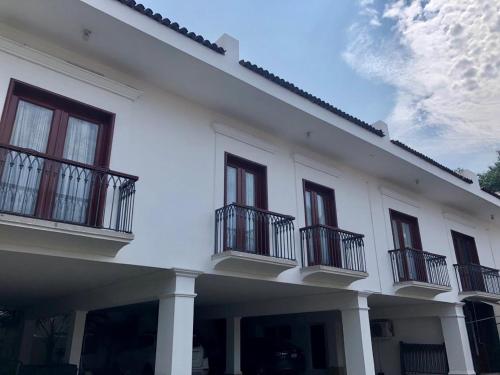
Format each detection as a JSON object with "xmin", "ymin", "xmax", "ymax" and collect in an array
[{"xmin": 0, "ymin": 212, "xmax": 134, "ymax": 257}]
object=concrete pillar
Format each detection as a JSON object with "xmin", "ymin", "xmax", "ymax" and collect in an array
[
  {"xmin": 341, "ymin": 293, "xmax": 375, "ymax": 375},
  {"xmin": 18, "ymin": 319, "xmax": 36, "ymax": 364},
  {"xmin": 440, "ymin": 304, "xmax": 476, "ymax": 375},
  {"xmin": 64, "ymin": 311, "xmax": 88, "ymax": 367},
  {"xmin": 155, "ymin": 269, "xmax": 200, "ymax": 375},
  {"xmin": 225, "ymin": 317, "xmax": 242, "ymax": 375}
]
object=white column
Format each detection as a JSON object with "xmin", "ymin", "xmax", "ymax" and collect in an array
[
  {"xmin": 440, "ymin": 304, "xmax": 475, "ymax": 375},
  {"xmin": 64, "ymin": 310, "xmax": 88, "ymax": 366},
  {"xmin": 226, "ymin": 317, "xmax": 242, "ymax": 375},
  {"xmin": 341, "ymin": 293, "xmax": 375, "ymax": 375},
  {"xmin": 155, "ymin": 269, "xmax": 200, "ymax": 375},
  {"xmin": 18, "ymin": 319, "xmax": 36, "ymax": 364}
]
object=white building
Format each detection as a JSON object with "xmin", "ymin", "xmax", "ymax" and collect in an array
[{"xmin": 0, "ymin": 1, "xmax": 499, "ymax": 375}]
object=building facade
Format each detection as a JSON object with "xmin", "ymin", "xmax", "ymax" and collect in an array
[{"xmin": 0, "ymin": 1, "xmax": 499, "ymax": 374}]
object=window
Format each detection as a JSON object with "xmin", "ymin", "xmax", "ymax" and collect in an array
[
  {"xmin": 303, "ymin": 180, "xmax": 339, "ymax": 266},
  {"xmin": 451, "ymin": 231, "xmax": 480, "ymax": 265},
  {"xmin": 389, "ymin": 210, "xmax": 426, "ymax": 282},
  {"xmin": 303, "ymin": 180, "xmax": 337, "ymax": 228},
  {"xmin": 224, "ymin": 153, "xmax": 267, "ymax": 253},
  {"xmin": 390, "ymin": 210, "xmax": 422, "ymax": 250},
  {"xmin": 0, "ymin": 80, "xmax": 114, "ymax": 224},
  {"xmin": 225, "ymin": 153, "xmax": 267, "ymax": 208}
]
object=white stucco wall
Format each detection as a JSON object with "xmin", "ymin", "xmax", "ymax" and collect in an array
[
  {"xmin": 0, "ymin": 24, "xmax": 499, "ymax": 304},
  {"xmin": 372, "ymin": 317, "xmax": 444, "ymax": 375}
]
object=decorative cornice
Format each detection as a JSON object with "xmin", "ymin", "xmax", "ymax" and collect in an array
[{"xmin": 0, "ymin": 35, "xmax": 143, "ymax": 101}]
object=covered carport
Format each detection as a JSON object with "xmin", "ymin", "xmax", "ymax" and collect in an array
[{"xmin": 0, "ymin": 249, "xmax": 170, "ymax": 374}]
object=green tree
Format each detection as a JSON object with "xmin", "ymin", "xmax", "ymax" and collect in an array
[{"xmin": 479, "ymin": 151, "xmax": 500, "ymax": 192}]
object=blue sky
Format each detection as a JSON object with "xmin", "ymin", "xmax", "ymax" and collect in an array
[{"xmin": 139, "ymin": 0, "xmax": 500, "ymax": 173}]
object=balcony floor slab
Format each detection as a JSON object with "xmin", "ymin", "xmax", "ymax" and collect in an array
[
  {"xmin": 0, "ymin": 212, "xmax": 133, "ymax": 257},
  {"xmin": 300, "ymin": 265, "xmax": 368, "ymax": 286},
  {"xmin": 394, "ymin": 280, "xmax": 452, "ymax": 298},
  {"xmin": 212, "ymin": 250, "xmax": 297, "ymax": 277}
]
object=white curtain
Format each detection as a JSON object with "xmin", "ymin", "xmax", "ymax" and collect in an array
[
  {"xmin": 52, "ymin": 117, "xmax": 98, "ymax": 223},
  {"xmin": 0, "ymin": 100, "xmax": 52, "ymax": 215}
]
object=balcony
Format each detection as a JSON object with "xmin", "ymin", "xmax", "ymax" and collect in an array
[
  {"xmin": 213, "ymin": 203, "xmax": 297, "ymax": 277},
  {"xmin": 299, "ymin": 225, "xmax": 368, "ymax": 286},
  {"xmin": 0, "ymin": 144, "xmax": 137, "ymax": 256},
  {"xmin": 389, "ymin": 248, "xmax": 451, "ymax": 297},
  {"xmin": 454, "ymin": 263, "xmax": 500, "ymax": 301}
]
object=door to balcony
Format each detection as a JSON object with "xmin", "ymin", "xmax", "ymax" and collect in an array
[
  {"xmin": 224, "ymin": 153, "xmax": 267, "ymax": 254},
  {"xmin": 303, "ymin": 180, "xmax": 340, "ymax": 267},
  {"xmin": 452, "ymin": 231, "xmax": 486, "ymax": 292},
  {"xmin": 390, "ymin": 210, "xmax": 427, "ymax": 282},
  {"xmin": 0, "ymin": 80, "xmax": 114, "ymax": 227}
]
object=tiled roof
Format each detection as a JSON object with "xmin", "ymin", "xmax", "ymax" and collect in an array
[
  {"xmin": 481, "ymin": 187, "xmax": 500, "ymax": 200},
  {"xmin": 115, "ymin": 0, "xmax": 225, "ymax": 54},
  {"xmin": 113, "ymin": 1, "xmax": 477, "ymax": 188},
  {"xmin": 391, "ymin": 140, "xmax": 473, "ymax": 184},
  {"xmin": 239, "ymin": 60, "xmax": 385, "ymax": 137}
]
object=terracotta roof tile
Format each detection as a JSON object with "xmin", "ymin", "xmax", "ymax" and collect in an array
[
  {"xmin": 115, "ymin": 0, "xmax": 225, "ymax": 54},
  {"xmin": 239, "ymin": 60, "xmax": 385, "ymax": 137},
  {"xmin": 391, "ymin": 140, "xmax": 473, "ymax": 184}
]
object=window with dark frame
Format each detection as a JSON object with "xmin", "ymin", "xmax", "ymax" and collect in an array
[
  {"xmin": 389, "ymin": 209, "xmax": 422, "ymax": 250},
  {"xmin": 0, "ymin": 79, "xmax": 115, "ymax": 225},
  {"xmin": 302, "ymin": 180, "xmax": 339, "ymax": 267},
  {"xmin": 223, "ymin": 153, "xmax": 268, "ymax": 254},
  {"xmin": 389, "ymin": 209, "xmax": 427, "ymax": 282},
  {"xmin": 451, "ymin": 230, "xmax": 480, "ymax": 265}
]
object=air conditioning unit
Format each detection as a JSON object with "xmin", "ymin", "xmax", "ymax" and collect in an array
[{"xmin": 370, "ymin": 319, "xmax": 394, "ymax": 338}]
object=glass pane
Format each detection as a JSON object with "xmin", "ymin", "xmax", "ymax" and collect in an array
[
  {"xmin": 9, "ymin": 101, "xmax": 52, "ymax": 151},
  {"xmin": 0, "ymin": 100, "xmax": 53, "ymax": 215},
  {"xmin": 245, "ymin": 172, "xmax": 255, "ymax": 206},
  {"xmin": 52, "ymin": 117, "xmax": 99, "ymax": 224},
  {"xmin": 316, "ymin": 194, "xmax": 326, "ymax": 225},
  {"xmin": 226, "ymin": 166, "xmax": 237, "ymax": 204},
  {"xmin": 305, "ymin": 191, "xmax": 312, "ymax": 226},
  {"xmin": 245, "ymin": 172, "xmax": 256, "ymax": 251},
  {"xmin": 402, "ymin": 222, "xmax": 413, "ymax": 248},
  {"xmin": 391, "ymin": 220, "xmax": 401, "ymax": 249},
  {"xmin": 225, "ymin": 166, "xmax": 237, "ymax": 248}
]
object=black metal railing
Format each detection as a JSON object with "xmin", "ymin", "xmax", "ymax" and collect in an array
[
  {"xmin": 389, "ymin": 248, "xmax": 450, "ymax": 287},
  {"xmin": 454, "ymin": 263, "xmax": 500, "ymax": 295},
  {"xmin": 0, "ymin": 144, "xmax": 137, "ymax": 233},
  {"xmin": 400, "ymin": 342, "xmax": 449, "ymax": 375},
  {"xmin": 299, "ymin": 224, "xmax": 366, "ymax": 272},
  {"xmin": 214, "ymin": 203, "xmax": 295, "ymax": 260}
]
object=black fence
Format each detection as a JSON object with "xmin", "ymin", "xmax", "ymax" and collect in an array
[
  {"xmin": 300, "ymin": 224, "xmax": 366, "ymax": 272},
  {"xmin": 454, "ymin": 263, "xmax": 500, "ymax": 295},
  {"xmin": 0, "ymin": 144, "xmax": 137, "ymax": 233},
  {"xmin": 389, "ymin": 248, "xmax": 450, "ymax": 287},
  {"xmin": 215, "ymin": 203, "xmax": 295, "ymax": 260},
  {"xmin": 400, "ymin": 342, "xmax": 449, "ymax": 375}
]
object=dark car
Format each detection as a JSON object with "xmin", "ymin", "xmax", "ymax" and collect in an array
[{"xmin": 241, "ymin": 338, "xmax": 306, "ymax": 375}]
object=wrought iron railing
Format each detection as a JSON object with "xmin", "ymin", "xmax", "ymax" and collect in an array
[
  {"xmin": 299, "ymin": 224, "xmax": 366, "ymax": 272},
  {"xmin": 454, "ymin": 263, "xmax": 500, "ymax": 295},
  {"xmin": 389, "ymin": 248, "xmax": 450, "ymax": 287},
  {"xmin": 400, "ymin": 342, "xmax": 449, "ymax": 375},
  {"xmin": 214, "ymin": 203, "xmax": 296, "ymax": 260},
  {"xmin": 0, "ymin": 144, "xmax": 137, "ymax": 233}
]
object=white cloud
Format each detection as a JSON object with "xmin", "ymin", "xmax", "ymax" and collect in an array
[{"xmin": 344, "ymin": 0, "xmax": 500, "ymax": 172}]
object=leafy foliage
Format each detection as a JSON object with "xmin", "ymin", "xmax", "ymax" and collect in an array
[{"xmin": 479, "ymin": 151, "xmax": 500, "ymax": 192}]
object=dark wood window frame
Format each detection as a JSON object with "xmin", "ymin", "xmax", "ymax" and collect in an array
[
  {"xmin": 302, "ymin": 179, "xmax": 337, "ymax": 227},
  {"xmin": 0, "ymin": 79, "xmax": 115, "ymax": 167},
  {"xmin": 0, "ymin": 79, "xmax": 116, "ymax": 221},
  {"xmin": 389, "ymin": 209, "xmax": 422, "ymax": 250},
  {"xmin": 451, "ymin": 230, "xmax": 480, "ymax": 265},
  {"xmin": 224, "ymin": 152, "xmax": 268, "ymax": 209}
]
